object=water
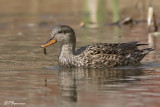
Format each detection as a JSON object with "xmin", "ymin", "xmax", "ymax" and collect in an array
[{"xmin": 0, "ymin": 0, "xmax": 160, "ymax": 107}]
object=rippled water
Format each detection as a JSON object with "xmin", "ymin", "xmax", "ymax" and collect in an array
[{"xmin": 0, "ymin": 0, "xmax": 160, "ymax": 107}]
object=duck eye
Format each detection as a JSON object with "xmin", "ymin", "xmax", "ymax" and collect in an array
[
  {"xmin": 58, "ymin": 31, "xmax": 63, "ymax": 33},
  {"xmin": 58, "ymin": 31, "xmax": 66, "ymax": 33}
]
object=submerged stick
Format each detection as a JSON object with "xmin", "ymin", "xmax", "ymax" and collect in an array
[{"xmin": 43, "ymin": 48, "xmax": 47, "ymax": 55}]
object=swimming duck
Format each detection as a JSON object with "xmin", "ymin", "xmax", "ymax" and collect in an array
[{"xmin": 41, "ymin": 25, "xmax": 153, "ymax": 68}]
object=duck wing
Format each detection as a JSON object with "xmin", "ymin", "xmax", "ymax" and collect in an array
[
  {"xmin": 75, "ymin": 41, "xmax": 152, "ymax": 67},
  {"xmin": 76, "ymin": 41, "xmax": 144, "ymax": 56}
]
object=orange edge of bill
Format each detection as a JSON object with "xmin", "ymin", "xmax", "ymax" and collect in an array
[{"xmin": 41, "ymin": 39, "xmax": 56, "ymax": 48}]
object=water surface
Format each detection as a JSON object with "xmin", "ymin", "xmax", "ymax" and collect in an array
[{"xmin": 0, "ymin": 0, "xmax": 160, "ymax": 107}]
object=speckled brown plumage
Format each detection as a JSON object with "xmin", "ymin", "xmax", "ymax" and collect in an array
[{"xmin": 41, "ymin": 25, "xmax": 153, "ymax": 68}]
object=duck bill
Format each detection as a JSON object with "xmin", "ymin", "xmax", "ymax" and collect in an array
[{"xmin": 41, "ymin": 39, "xmax": 56, "ymax": 48}]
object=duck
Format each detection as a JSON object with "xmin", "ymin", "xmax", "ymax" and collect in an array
[{"xmin": 41, "ymin": 25, "xmax": 153, "ymax": 68}]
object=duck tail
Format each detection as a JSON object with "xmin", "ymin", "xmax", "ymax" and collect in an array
[
  {"xmin": 136, "ymin": 43, "xmax": 148, "ymax": 46},
  {"xmin": 142, "ymin": 48, "xmax": 154, "ymax": 55}
]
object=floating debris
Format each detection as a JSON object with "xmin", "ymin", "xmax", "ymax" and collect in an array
[
  {"xmin": 118, "ymin": 17, "xmax": 133, "ymax": 25},
  {"xmin": 105, "ymin": 17, "xmax": 146, "ymax": 26}
]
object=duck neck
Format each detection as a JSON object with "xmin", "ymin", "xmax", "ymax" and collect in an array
[
  {"xmin": 61, "ymin": 43, "xmax": 76, "ymax": 55},
  {"xmin": 59, "ymin": 43, "xmax": 76, "ymax": 63}
]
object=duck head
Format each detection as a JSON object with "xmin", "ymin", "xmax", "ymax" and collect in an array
[{"xmin": 41, "ymin": 25, "xmax": 76, "ymax": 48}]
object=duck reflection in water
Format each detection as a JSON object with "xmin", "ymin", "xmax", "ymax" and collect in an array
[{"xmin": 56, "ymin": 67, "xmax": 143, "ymax": 103}]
